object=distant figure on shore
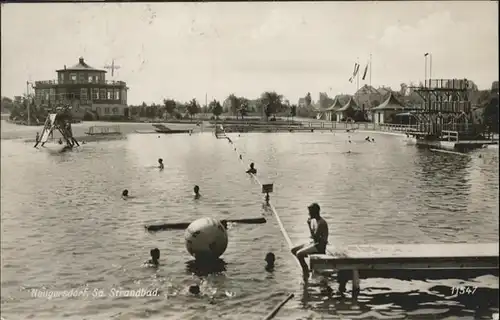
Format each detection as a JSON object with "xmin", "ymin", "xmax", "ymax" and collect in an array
[
  {"xmin": 246, "ymin": 163, "xmax": 257, "ymax": 175},
  {"xmin": 146, "ymin": 248, "xmax": 160, "ymax": 267},
  {"xmin": 194, "ymin": 185, "xmax": 201, "ymax": 199},
  {"xmin": 158, "ymin": 158, "xmax": 164, "ymax": 170},
  {"xmin": 58, "ymin": 138, "xmax": 63, "ymax": 145},
  {"xmin": 265, "ymin": 252, "xmax": 275, "ymax": 272},
  {"xmin": 291, "ymin": 203, "xmax": 329, "ymax": 279},
  {"xmin": 35, "ymin": 132, "xmax": 40, "ymax": 143}
]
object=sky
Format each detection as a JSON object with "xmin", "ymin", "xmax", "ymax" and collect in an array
[{"xmin": 1, "ymin": 2, "xmax": 498, "ymax": 105}]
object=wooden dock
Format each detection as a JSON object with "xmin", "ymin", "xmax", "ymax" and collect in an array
[{"xmin": 310, "ymin": 243, "xmax": 499, "ymax": 274}]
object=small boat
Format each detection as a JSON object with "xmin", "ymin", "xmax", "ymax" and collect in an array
[
  {"xmin": 152, "ymin": 124, "xmax": 191, "ymax": 134},
  {"xmin": 85, "ymin": 125, "xmax": 121, "ymax": 136}
]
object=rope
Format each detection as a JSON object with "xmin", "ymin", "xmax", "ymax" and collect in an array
[
  {"xmin": 224, "ymin": 134, "xmax": 295, "ymax": 250},
  {"xmin": 262, "ymin": 293, "xmax": 294, "ymax": 320}
]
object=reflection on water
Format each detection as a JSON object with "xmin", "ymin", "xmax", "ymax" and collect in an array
[{"xmin": 1, "ymin": 130, "xmax": 498, "ymax": 319}]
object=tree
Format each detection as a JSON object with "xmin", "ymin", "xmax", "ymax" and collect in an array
[
  {"xmin": 259, "ymin": 91, "xmax": 283, "ymax": 120},
  {"xmin": 227, "ymin": 94, "xmax": 241, "ymax": 118},
  {"xmin": 238, "ymin": 99, "xmax": 249, "ymax": 120},
  {"xmin": 186, "ymin": 98, "xmax": 200, "ymax": 120},
  {"xmin": 305, "ymin": 92, "xmax": 312, "ymax": 107},
  {"xmin": 163, "ymin": 99, "xmax": 177, "ymax": 118},
  {"xmin": 209, "ymin": 99, "xmax": 223, "ymax": 119},
  {"xmin": 318, "ymin": 92, "xmax": 334, "ymax": 109},
  {"xmin": 290, "ymin": 105, "xmax": 297, "ymax": 118},
  {"xmin": 484, "ymin": 95, "xmax": 499, "ymax": 133},
  {"xmin": 1, "ymin": 97, "xmax": 14, "ymax": 113}
]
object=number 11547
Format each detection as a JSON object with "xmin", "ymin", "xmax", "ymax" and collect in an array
[{"xmin": 451, "ymin": 286, "xmax": 478, "ymax": 295}]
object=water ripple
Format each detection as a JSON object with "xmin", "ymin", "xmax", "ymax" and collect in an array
[{"xmin": 1, "ymin": 130, "xmax": 498, "ymax": 319}]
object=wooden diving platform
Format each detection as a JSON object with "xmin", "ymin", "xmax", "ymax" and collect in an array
[{"xmin": 310, "ymin": 243, "xmax": 499, "ymax": 274}]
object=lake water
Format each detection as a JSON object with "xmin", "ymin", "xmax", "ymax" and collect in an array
[{"xmin": 1, "ymin": 124, "xmax": 498, "ymax": 320}]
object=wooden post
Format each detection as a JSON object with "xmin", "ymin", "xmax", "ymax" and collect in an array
[{"xmin": 262, "ymin": 183, "xmax": 273, "ymax": 206}]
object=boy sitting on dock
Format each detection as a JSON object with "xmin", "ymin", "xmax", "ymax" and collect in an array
[{"xmin": 291, "ymin": 203, "xmax": 329, "ymax": 279}]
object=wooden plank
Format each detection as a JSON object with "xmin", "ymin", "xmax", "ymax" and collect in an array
[
  {"xmin": 310, "ymin": 243, "xmax": 499, "ymax": 271},
  {"xmin": 326, "ymin": 243, "xmax": 498, "ymax": 259}
]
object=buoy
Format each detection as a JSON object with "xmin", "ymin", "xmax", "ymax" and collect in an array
[{"xmin": 185, "ymin": 217, "xmax": 228, "ymax": 259}]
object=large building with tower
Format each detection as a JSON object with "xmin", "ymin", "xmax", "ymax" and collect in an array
[{"xmin": 34, "ymin": 57, "xmax": 129, "ymax": 119}]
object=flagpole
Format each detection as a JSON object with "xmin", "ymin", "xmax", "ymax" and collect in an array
[
  {"xmin": 369, "ymin": 54, "xmax": 372, "ymax": 87},
  {"xmin": 356, "ymin": 57, "xmax": 360, "ymax": 105}
]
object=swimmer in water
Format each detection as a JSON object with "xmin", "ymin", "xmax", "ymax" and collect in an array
[
  {"xmin": 365, "ymin": 136, "xmax": 371, "ymax": 142},
  {"xmin": 158, "ymin": 158, "xmax": 164, "ymax": 170},
  {"xmin": 147, "ymin": 248, "xmax": 160, "ymax": 267},
  {"xmin": 265, "ymin": 252, "xmax": 275, "ymax": 272},
  {"xmin": 371, "ymin": 138, "xmax": 375, "ymax": 142},
  {"xmin": 189, "ymin": 284, "xmax": 200, "ymax": 295},
  {"xmin": 122, "ymin": 189, "xmax": 129, "ymax": 199},
  {"xmin": 246, "ymin": 162, "xmax": 257, "ymax": 175},
  {"xmin": 194, "ymin": 185, "xmax": 201, "ymax": 199}
]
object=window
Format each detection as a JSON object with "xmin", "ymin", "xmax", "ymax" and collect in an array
[
  {"xmin": 121, "ymin": 90, "xmax": 127, "ymax": 104},
  {"xmin": 78, "ymin": 73, "xmax": 85, "ymax": 83},
  {"xmin": 114, "ymin": 89, "xmax": 120, "ymax": 100},
  {"xmin": 104, "ymin": 107, "xmax": 110, "ymax": 114},
  {"xmin": 88, "ymin": 76, "xmax": 93, "ymax": 83},
  {"xmin": 91, "ymin": 88, "xmax": 99, "ymax": 100},
  {"xmin": 112, "ymin": 107, "xmax": 118, "ymax": 114},
  {"xmin": 80, "ymin": 88, "xmax": 88, "ymax": 100},
  {"xmin": 49, "ymin": 88, "xmax": 56, "ymax": 101},
  {"xmin": 107, "ymin": 90, "xmax": 112, "ymax": 100},
  {"xmin": 70, "ymin": 73, "xmax": 77, "ymax": 82},
  {"xmin": 100, "ymin": 89, "xmax": 106, "ymax": 100},
  {"xmin": 58, "ymin": 89, "xmax": 66, "ymax": 101}
]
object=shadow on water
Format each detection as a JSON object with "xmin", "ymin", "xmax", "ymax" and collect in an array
[
  {"xmin": 301, "ymin": 271, "xmax": 499, "ymax": 319},
  {"xmin": 185, "ymin": 258, "xmax": 228, "ymax": 277}
]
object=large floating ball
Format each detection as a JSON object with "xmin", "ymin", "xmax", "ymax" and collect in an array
[{"xmin": 185, "ymin": 217, "xmax": 228, "ymax": 259}]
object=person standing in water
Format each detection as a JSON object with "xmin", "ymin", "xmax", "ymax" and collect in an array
[
  {"xmin": 146, "ymin": 248, "xmax": 160, "ymax": 267},
  {"xmin": 291, "ymin": 203, "xmax": 329, "ymax": 279},
  {"xmin": 35, "ymin": 132, "xmax": 40, "ymax": 143},
  {"xmin": 193, "ymin": 185, "xmax": 201, "ymax": 199},
  {"xmin": 246, "ymin": 163, "xmax": 257, "ymax": 175},
  {"xmin": 122, "ymin": 189, "xmax": 129, "ymax": 199},
  {"xmin": 158, "ymin": 158, "xmax": 164, "ymax": 170},
  {"xmin": 265, "ymin": 252, "xmax": 275, "ymax": 272}
]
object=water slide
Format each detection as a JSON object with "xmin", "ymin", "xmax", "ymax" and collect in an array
[{"xmin": 39, "ymin": 114, "xmax": 57, "ymax": 143}]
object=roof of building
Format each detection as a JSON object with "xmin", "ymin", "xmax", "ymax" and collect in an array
[
  {"xmin": 372, "ymin": 93, "xmax": 406, "ymax": 111},
  {"xmin": 337, "ymin": 97, "xmax": 359, "ymax": 112},
  {"xmin": 324, "ymin": 98, "xmax": 343, "ymax": 111},
  {"xmin": 56, "ymin": 57, "xmax": 106, "ymax": 73}
]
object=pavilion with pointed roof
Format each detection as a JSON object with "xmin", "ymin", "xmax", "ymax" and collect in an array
[
  {"xmin": 371, "ymin": 92, "xmax": 406, "ymax": 124},
  {"xmin": 335, "ymin": 97, "xmax": 359, "ymax": 122},
  {"xmin": 34, "ymin": 57, "xmax": 129, "ymax": 120},
  {"xmin": 321, "ymin": 98, "xmax": 343, "ymax": 121}
]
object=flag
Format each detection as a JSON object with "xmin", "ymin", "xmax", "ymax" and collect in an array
[
  {"xmin": 353, "ymin": 63, "xmax": 360, "ymax": 77},
  {"xmin": 362, "ymin": 64, "xmax": 368, "ymax": 80}
]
